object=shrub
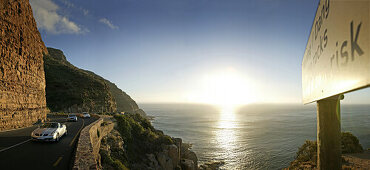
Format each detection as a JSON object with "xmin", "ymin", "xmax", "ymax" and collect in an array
[
  {"xmin": 289, "ymin": 132, "xmax": 363, "ymax": 168},
  {"xmin": 341, "ymin": 132, "xmax": 363, "ymax": 154},
  {"xmin": 100, "ymin": 150, "xmax": 129, "ymax": 170},
  {"xmin": 156, "ymin": 134, "xmax": 174, "ymax": 145},
  {"xmin": 296, "ymin": 140, "xmax": 317, "ymax": 163},
  {"xmin": 100, "ymin": 150, "xmax": 114, "ymax": 166},
  {"xmin": 113, "ymin": 160, "xmax": 129, "ymax": 170},
  {"xmin": 114, "ymin": 115, "xmax": 132, "ymax": 142}
]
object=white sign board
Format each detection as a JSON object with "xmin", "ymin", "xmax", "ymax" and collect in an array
[{"xmin": 302, "ymin": 0, "xmax": 370, "ymax": 104}]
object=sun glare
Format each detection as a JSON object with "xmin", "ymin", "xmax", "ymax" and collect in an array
[{"xmin": 187, "ymin": 68, "xmax": 257, "ymax": 106}]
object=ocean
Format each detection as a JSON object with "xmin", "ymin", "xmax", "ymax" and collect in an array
[{"xmin": 139, "ymin": 103, "xmax": 370, "ymax": 169}]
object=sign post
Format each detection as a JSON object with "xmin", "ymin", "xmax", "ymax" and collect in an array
[
  {"xmin": 302, "ymin": 0, "xmax": 369, "ymax": 169},
  {"xmin": 317, "ymin": 95, "xmax": 343, "ymax": 169}
]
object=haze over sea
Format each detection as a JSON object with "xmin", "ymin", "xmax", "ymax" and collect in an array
[{"xmin": 140, "ymin": 103, "xmax": 370, "ymax": 169}]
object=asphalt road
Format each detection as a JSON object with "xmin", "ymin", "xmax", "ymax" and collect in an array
[{"xmin": 0, "ymin": 114, "xmax": 97, "ymax": 170}]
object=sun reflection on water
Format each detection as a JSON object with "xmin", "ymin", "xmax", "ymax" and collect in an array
[
  {"xmin": 218, "ymin": 105, "xmax": 237, "ymax": 129},
  {"xmin": 214, "ymin": 105, "xmax": 240, "ymax": 165}
]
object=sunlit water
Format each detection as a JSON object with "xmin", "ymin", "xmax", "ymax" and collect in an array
[{"xmin": 140, "ymin": 104, "xmax": 370, "ymax": 169}]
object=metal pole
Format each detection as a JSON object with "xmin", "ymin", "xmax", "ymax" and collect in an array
[{"xmin": 316, "ymin": 94, "xmax": 343, "ymax": 170}]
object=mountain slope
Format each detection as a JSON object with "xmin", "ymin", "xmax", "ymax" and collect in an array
[{"xmin": 44, "ymin": 47, "xmax": 143, "ymax": 115}]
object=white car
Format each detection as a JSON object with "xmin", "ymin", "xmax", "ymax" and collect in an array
[
  {"xmin": 82, "ymin": 112, "xmax": 90, "ymax": 118},
  {"xmin": 31, "ymin": 122, "xmax": 67, "ymax": 142}
]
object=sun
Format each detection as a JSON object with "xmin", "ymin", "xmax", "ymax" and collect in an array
[{"xmin": 187, "ymin": 68, "xmax": 257, "ymax": 106}]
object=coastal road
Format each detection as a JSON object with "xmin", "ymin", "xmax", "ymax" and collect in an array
[{"xmin": 0, "ymin": 114, "xmax": 97, "ymax": 170}]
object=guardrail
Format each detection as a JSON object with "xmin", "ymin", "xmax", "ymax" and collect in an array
[{"xmin": 72, "ymin": 116, "xmax": 114, "ymax": 170}]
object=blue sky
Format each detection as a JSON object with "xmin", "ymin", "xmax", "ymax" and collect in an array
[{"xmin": 29, "ymin": 0, "xmax": 370, "ymax": 104}]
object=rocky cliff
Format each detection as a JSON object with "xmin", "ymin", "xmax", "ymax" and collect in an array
[
  {"xmin": 44, "ymin": 47, "xmax": 143, "ymax": 115},
  {"xmin": 0, "ymin": 0, "xmax": 48, "ymax": 131},
  {"xmin": 106, "ymin": 82, "xmax": 140, "ymax": 113},
  {"xmin": 101, "ymin": 114, "xmax": 200, "ymax": 170}
]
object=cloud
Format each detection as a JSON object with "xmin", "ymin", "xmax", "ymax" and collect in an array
[
  {"xmin": 29, "ymin": 0, "xmax": 84, "ymax": 34},
  {"xmin": 59, "ymin": 0, "xmax": 74, "ymax": 8},
  {"xmin": 59, "ymin": 0, "xmax": 89, "ymax": 16},
  {"xmin": 99, "ymin": 18, "xmax": 119, "ymax": 30},
  {"xmin": 82, "ymin": 9, "xmax": 89, "ymax": 16}
]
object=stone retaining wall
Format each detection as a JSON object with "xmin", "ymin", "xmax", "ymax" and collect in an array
[{"xmin": 73, "ymin": 116, "xmax": 114, "ymax": 170}]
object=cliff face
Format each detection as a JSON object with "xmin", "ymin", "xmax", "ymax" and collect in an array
[
  {"xmin": 44, "ymin": 47, "xmax": 142, "ymax": 115},
  {"xmin": 106, "ymin": 81, "xmax": 139, "ymax": 113},
  {"xmin": 0, "ymin": 0, "xmax": 48, "ymax": 131}
]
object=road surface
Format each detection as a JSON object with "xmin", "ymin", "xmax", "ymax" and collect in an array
[{"xmin": 0, "ymin": 114, "xmax": 97, "ymax": 170}]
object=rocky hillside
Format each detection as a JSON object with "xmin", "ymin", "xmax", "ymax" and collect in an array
[
  {"xmin": 44, "ymin": 47, "xmax": 143, "ymax": 115},
  {"xmin": 100, "ymin": 114, "xmax": 200, "ymax": 170},
  {"xmin": 81, "ymin": 69, "xmax": 142, "ymax": 114},
  {"xmin": 107, "ymin": 82, "xmax": 139, "ymax": 114}
]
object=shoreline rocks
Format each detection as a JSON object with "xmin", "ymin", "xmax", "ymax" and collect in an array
[
  {"xmin": 143, "ymin": 137, "xmax": 199, "ymax": 170},
  {"xmin": 199, "ymin": 161, "xmax": 225, "ymax": 170}
]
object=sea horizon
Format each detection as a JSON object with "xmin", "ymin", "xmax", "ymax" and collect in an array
[{"xmin": 140, "ymin": 103, "xmax": 370, "ymax": 169}]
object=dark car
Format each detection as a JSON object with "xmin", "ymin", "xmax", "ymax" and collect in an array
[{"xmin": 66, "ymin": 115, "xmax": 78, "ymax": 122}]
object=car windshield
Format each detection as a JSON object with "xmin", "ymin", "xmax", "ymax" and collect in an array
[{"xmin": 40, "ymin": 123, "xmax": 58, "ymax": 128}]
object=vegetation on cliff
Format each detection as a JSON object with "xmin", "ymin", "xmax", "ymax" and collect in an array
[
  {"xmin": 44, "ymin": 47, "xmax": 141, "ymax": 114},
  {"xmin": 289, "ymin": 132, "xmax": 364, "ymax": 169},
  {"xmin": 107, "ymin": 82, "xmax": 140, "ymax": 114},
  {"xmin": 113, "ymin": 114, "xmax": 173, "ymax": 166},
  {"xmin": 101, "ymin": 114, "xmax": 201, "ymax": 170}
]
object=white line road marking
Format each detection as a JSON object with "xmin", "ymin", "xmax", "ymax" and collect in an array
[{"xmin": 0, "ymin": 139, "xmax": 31, "ymax": 153}]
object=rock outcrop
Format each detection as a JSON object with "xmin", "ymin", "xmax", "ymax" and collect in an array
[{"xmin": 0, "ymin": 0, "xmax": 48, "ymax": 131}]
